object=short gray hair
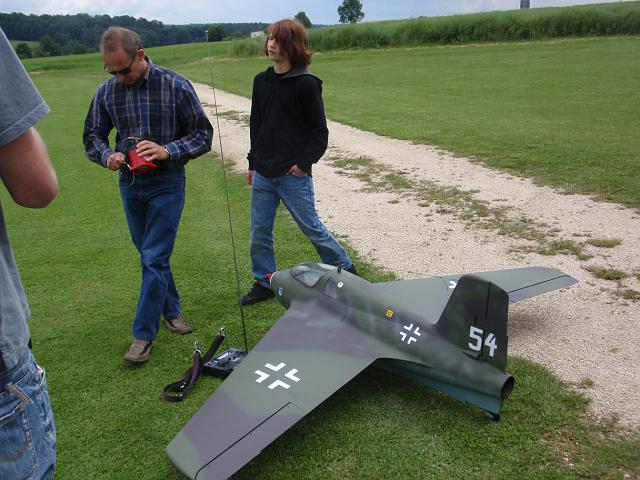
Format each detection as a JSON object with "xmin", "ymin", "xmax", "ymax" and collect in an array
[{"xmin": 100, "ymin": 27, "xmax": 143, "ymax": 55}]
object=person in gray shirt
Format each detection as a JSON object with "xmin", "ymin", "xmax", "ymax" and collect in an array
[{"xmin": 0, "ymin": 27, "xmax": 58, "ymax": 479}]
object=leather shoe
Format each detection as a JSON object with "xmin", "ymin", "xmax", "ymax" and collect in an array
[
  {"xmin": 124, "ymin": 339, "xmax": 152, "ymax": 364},
  {"xmin": 165, "ymin": 314, "xmax": 193, "ymax": 334}
]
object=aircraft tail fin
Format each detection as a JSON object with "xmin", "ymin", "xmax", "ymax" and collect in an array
[{"xmin": 436, "ymin": 274, "xmax": 509, "ymax": 371}]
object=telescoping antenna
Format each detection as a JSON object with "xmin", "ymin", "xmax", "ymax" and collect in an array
[{"xmin": 201, "ymin": 29, "xmax": 248, "ymax": 378}]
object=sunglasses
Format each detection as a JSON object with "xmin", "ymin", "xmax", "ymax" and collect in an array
[{"xmin": 104, "ymin": 53, "xmax": 138, "ymax": 76}]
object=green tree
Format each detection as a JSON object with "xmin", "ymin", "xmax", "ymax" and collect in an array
[
  {"xmin": 39, "ymin": 35, "xmax": 62, "ymax": 56},
  {"xmin": 338, "ymin": 0, "xmax": 365, "ymax": 24},
  {"xmin": 207, "ymin": 24, "xmax": 225, "ymax": 41},
  {"xmin": 65, "ymin": 41, "xmax": 87, "ymax": 55},
  {"xmin": 15, "ymin": 42, "xmax": 32, "ymax": 59},
  {"xmin": 295, "ymin": 11, "xmax": 312, "ymax": 28}
]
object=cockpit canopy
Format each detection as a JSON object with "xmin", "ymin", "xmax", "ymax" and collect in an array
[{"xmin": 290, "ymin": 263, "xmax": 335, "ymax": 288}]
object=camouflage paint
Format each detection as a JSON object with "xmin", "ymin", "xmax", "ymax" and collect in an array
[{"xmin": 167, "ymin": 262, "xmax": 576, "ymax": 479}]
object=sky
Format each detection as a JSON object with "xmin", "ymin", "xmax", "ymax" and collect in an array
[{"xmin": 0, "ymin": 0, "xmax": 628, "ymax": 25}]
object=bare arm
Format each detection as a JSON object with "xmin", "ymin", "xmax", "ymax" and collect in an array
[{"xmin": 0, "ymin": 127, "xmax": 58, "ymax": 208}]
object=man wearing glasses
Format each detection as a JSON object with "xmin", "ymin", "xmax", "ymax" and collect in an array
[{"xmin": 83, "ymin": 27, "xmax": 213, "ymax": 364}]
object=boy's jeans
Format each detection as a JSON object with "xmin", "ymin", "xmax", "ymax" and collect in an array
[
  {"xmin": 0, "ymin": 350, "xmax": 56, "ymax": 480},
  {"xmin": 250, "ymin": 171, "xmax": 353, "ymax": 286}
]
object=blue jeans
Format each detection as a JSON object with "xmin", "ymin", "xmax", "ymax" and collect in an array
[
  {"xmin": 0, "ymin": 350, "xmax": 56, "ymax": 480},
  {"xmin": 120, "ymin": 168, "xmax": 185, "ymax": 341},
  {"xmin": 250, "ymin": 171, "xmax": 353, "ymax": 287}
]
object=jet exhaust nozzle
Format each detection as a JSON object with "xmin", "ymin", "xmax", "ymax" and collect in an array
[{"xmin": 501, "ymin": 375, "xmax": 515, "ymax": 399}]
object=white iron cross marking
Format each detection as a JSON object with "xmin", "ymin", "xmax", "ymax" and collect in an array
[
  {"xmin": 254, "ymin": 362, "xmax": 301, "ymax": 390},
  {"xmin": 399, "ymin": 323, "xmax": 422, "ymax": 344}
]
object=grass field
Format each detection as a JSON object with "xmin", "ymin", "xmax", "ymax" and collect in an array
[
  {"xmin": 31, "ymin": 35, "xmax": 639, "ymax": 207},
  {"xmin": 181, "ymin": 36, "xmax": 640, "ymax": 208},
  {"xmin": 4, "ymin": 36, "xmax": 638, "ymax": 478}
]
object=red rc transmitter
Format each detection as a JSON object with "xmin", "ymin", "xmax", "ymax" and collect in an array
[{"xmin": 128, "ymin": 148, "xmax": 158, "ymax": 174}]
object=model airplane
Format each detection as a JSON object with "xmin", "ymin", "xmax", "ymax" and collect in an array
[{"xmin": 167, "ymin": 262, "xmax": 576, "ymax": 479}]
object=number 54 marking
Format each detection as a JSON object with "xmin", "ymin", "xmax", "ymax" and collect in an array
[{"xmin": 468, "ymin": 326, "xmax": 497, "ymax": 357}]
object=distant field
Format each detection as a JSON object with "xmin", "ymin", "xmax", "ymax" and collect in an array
[
  {"xmin": 10, "ymin": 39, "xmax": 38, "ymax": 48},
  {"xmin": 23, "ymin": 36, "xmax": 640, "ymax": 208},
  {"xmin": 307, "ymin": 1, "xmax": 640, "ymax": 50},
  {"xmin": 183, "ymin": 36, "xmax": 640, "ymax": 208}
]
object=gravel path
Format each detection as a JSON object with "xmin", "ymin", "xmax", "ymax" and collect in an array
[{"xmin": 194, "ymin": 84, "xmax": 640, "ymax": 428}]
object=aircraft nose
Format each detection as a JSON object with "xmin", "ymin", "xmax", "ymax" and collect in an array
[
  {"xmin": 269, "ymin": 270, "xmax": 283, "ymax": 296},
  {"xmin": 268, "ymin": 271, "xmax": 277, "ymax": 288},
  {"xmin": 268, "ymin": 270, "xmax": 291, "ymax": 307}
]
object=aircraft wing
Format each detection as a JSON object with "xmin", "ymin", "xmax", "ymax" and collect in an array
[
  {"xmin": 372, "ymin": 267, "xmax": 576, "ymax": 319},
  {"xmin": 166, "ymin": 295, "xmax": 382, "ymax": 480},
  {"xmin": 455, "ymin": 266, "xmax": 577, "ymax": 303}
]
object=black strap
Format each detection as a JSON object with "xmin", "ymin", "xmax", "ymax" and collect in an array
[{"xmin": 162, "ymin": 334, "xmax": 225, "ymax": 402}]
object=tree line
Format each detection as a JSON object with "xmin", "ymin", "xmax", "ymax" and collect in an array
[
  {"xmin": 0, "ymin": 12, "xmax": 269, "ymax": 58},
  {"xmin": 1, "ymin": 1, "xmax": 365, "ymax": 59}
]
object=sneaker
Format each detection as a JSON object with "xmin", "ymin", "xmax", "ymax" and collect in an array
[
  {"xmin": 346, "ymin": 264, "xmax": 358, "ymax": 276},
  {"xmin": 165, "ymin": 314, "xmax": 193, "ymax": 334},
  {"xmin": 240, "ymin": 281, "xmax": 275, "ymax": 306},
  {"xmin": 123, "ymin": 339, "xmax": 152, "ymax": 364}
]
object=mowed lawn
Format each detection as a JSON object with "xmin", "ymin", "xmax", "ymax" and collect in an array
[{"xmin": 2, "ymin": 37, "xmax": 637, "ymax": 478}]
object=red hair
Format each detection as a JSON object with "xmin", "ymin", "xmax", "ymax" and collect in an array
[{"xmin": 264, "ymin": 19, "xmax": 312, "ymax": 68}]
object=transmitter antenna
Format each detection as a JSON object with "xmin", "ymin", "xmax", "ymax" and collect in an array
[{"xmin": 201, "ymin": 30, "xmax": 249, "ymax": 377}]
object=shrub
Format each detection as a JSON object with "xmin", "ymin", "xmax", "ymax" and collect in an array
[{"xmin": 229, "ymin": 38, "xmax": 263, "ymax": 57}]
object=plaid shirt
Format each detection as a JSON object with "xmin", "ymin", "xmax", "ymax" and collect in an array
[{"xmin": 83, "ymin": 57, "xmax": 213, "ymax": 168}]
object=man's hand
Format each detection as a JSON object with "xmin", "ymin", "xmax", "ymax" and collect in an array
[
  {"xmin": 287, "ymin": 165, "xmax": 307, "ymax": 177},
  {"xmin": 247, "ymin": 170, "xmax": 254, "ymax": 185},
  {"xmin": 106, "ymin": 152, "xmax": 126, "ymax": 171},
  {"xmin": 136, "ymin": 140, "xmax": 170, "ymax": 162}
]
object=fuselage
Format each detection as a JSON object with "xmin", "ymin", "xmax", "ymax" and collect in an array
[{"xmin": 270, "ymin": 263, "xmax": 513, "ymax": 417}]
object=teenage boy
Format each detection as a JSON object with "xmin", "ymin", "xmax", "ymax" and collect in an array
[{"xmin": 242, "ymin": 19, "xmax": 356, "ymax": 306}]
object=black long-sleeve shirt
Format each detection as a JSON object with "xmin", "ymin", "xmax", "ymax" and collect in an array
[{"xmin": 247, "ymin": 66, "xmax": 329, "ymax": 177}]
